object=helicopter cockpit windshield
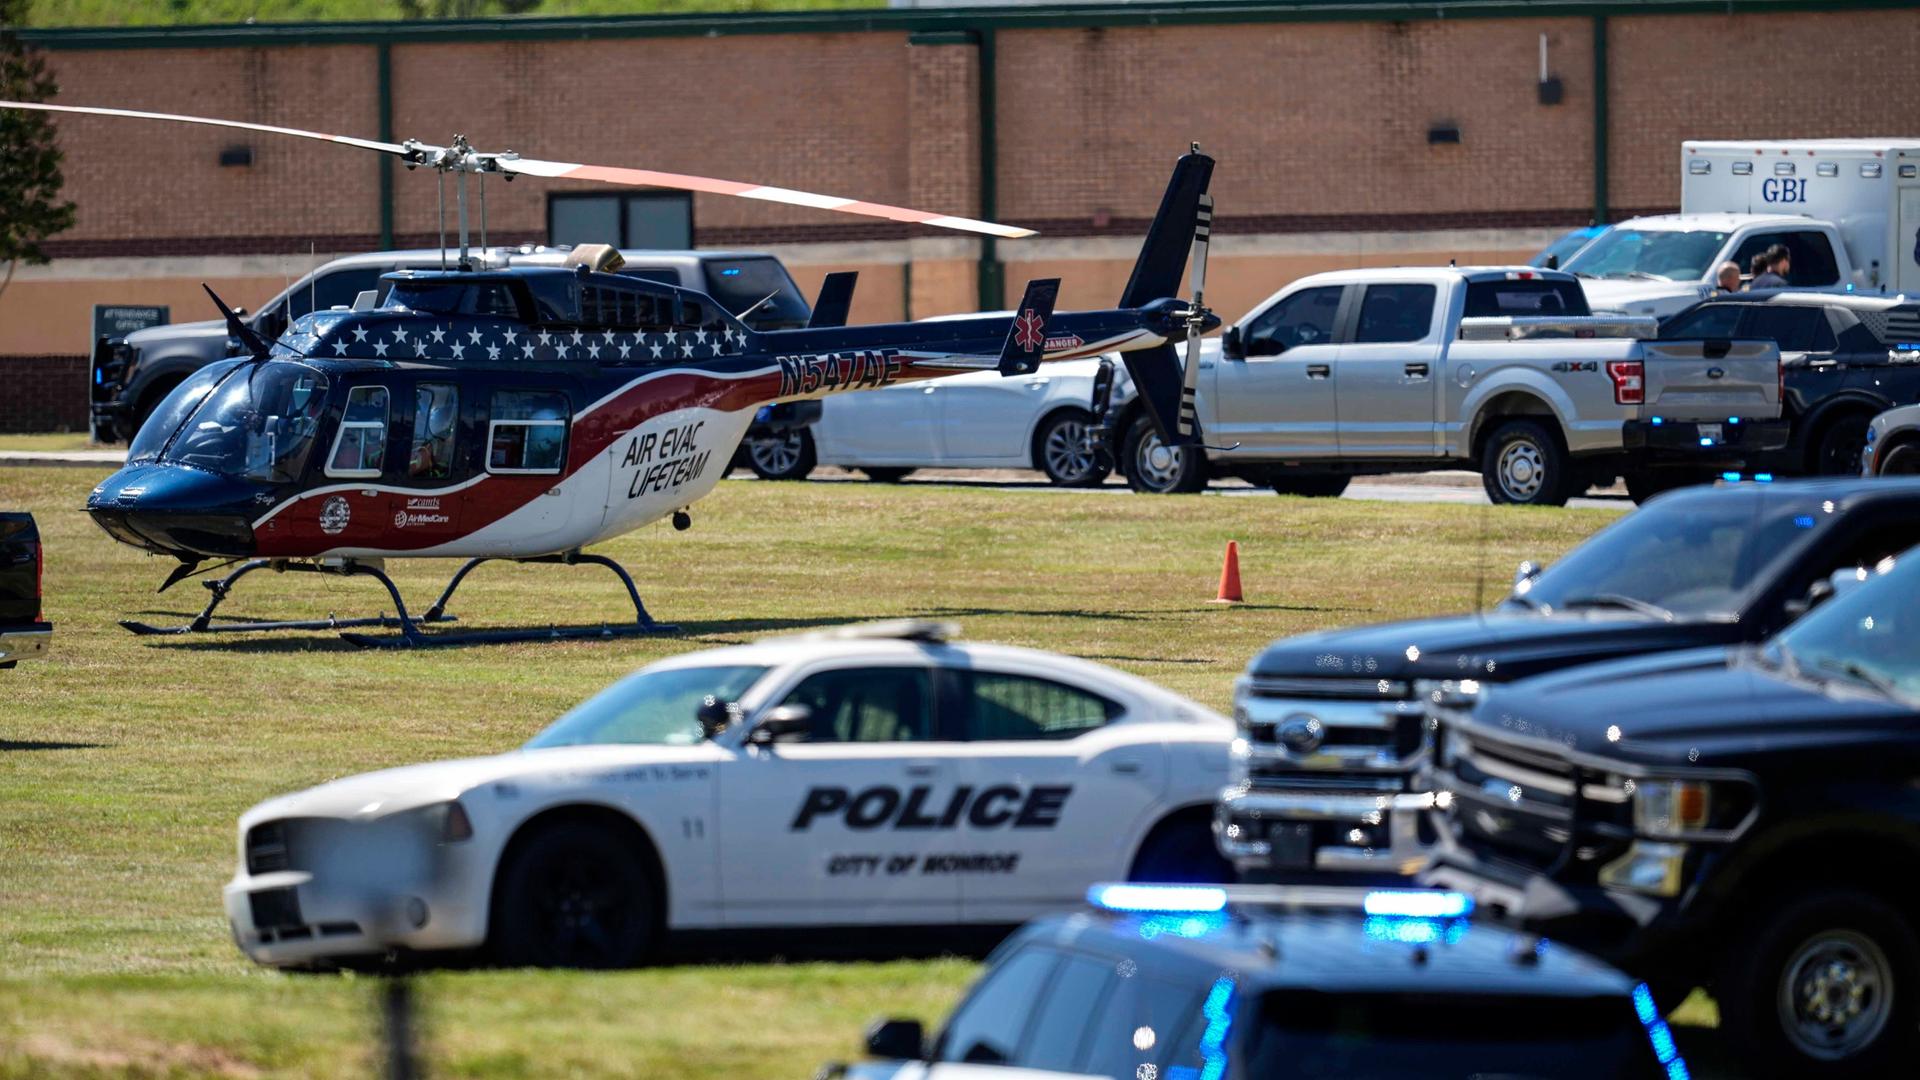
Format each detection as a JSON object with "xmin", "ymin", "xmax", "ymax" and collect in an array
[
  {"xmin": 383, "ymin": 280, "xmax": 523, "ymax": 318},
  {"xmin": 162, "ymin": 362, "xmax": 331, "ymax": 484}
]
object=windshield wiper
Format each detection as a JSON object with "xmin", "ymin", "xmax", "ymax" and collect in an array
[
  {"xmin": 1815, "ymin": 657, "xmax": 1902, "ymax": 699},
  {"xmin": 1556, "ymin": 593, "xmax": 1675, "ymax": 622}
]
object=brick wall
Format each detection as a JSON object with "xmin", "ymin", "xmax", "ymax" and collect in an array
[{"xmin": 0, "ymin": 357, "xmax": 89, "ymax": 433}]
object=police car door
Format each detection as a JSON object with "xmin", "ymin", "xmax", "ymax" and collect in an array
[
  {"xmin": 717, "ymin": 662, "xmax": 964, "ymax": 925},
  {"xmin": 940, "ymin": 668, "xmax": 1167, "ymax": 923}
]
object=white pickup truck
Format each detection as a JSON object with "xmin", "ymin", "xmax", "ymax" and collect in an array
[
  {"xmin": 1098, "ymin": 266, "xmax": 1788, "ymax": 506},
  {"xmin": 1568, "ymin": 138, "xmax": 1920, "ymax": 318}
]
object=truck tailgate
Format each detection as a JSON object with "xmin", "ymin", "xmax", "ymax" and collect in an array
[{"xmin": 1640, "ymin": 339, "xmax": 1779, "ymax": 419}]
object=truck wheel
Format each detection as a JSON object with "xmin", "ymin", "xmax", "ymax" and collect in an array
[
  {"xmin": 1122, "ymin": 413, "xmax": 1207, "ymax": 494},
  {"xmin": 1270, "ymin": 475, "xmax": 1351, "ymax": 498},
  {"xmin": 1718, "ymin": 888, "xmax": 1918, "ymax": 1078},
  {"xmin": 490, "ymin": 820, "xmax": 657, "ymax": 969},
  {"xmin": 1480, "ymin": 420, "xmax": 1573, "ymax": 506},
  {"xmin": 1033, "ymin": 407, "xmax": 1110, "ymax": 487},
  {"xmin": 860, "ymin": 467, "xmax": 915, "ymax": 483},
  {"xmin": 1812, "ymin": 414, "xmax": 1873, "ymax": 477},
  {"xmin": 745, "ymin": 429, "xmax": 816, "ymax": 481}
]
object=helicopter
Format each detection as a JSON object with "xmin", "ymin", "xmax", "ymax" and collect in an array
[{"xmin": 2, "ymin": 101, "xmax": 1217, "ymax": 648}]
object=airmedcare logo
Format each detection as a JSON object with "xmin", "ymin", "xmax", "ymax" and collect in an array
[{"xmin": 318, "ymin": 495, "xmax": 351, "ymax": 535}]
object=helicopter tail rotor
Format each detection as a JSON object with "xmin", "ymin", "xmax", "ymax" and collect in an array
[{"xmin": 1118, "ymin": 146, "xmax": 1216, "ymax": 448}]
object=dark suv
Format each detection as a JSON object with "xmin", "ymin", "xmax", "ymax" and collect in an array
[
  {"xmin": 1658, "ymin": 290, "xmax": 1920, "ymax": 477},
  {"xmin": 1424, "ymin": 545, "xmax": 1920, "ymax": 1077},
  {"xmin": 830, "ymin": 886, "xmax": 1684, "ymax": 1079}
]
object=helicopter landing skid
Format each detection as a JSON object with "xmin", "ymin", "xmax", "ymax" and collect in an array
[
  {"xmin": 337, "ymin": 552, "xmax": 676, "ymax": 649},
  {"xmin": 119, "ymin": 558, "xmax": 454, "ymax": 638}
]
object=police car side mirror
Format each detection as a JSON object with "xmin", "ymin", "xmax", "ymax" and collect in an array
[
  {"xmin": 1222, "ymin": 325, "xmax": 1246, "ymax": 360},
  {"xmin": 749, "ymin": 704, "xmax": 813, "ymax": 745},
  {"xmin": 863, "ymin": 1017, "xmax": 925, "ymax": 1061}
]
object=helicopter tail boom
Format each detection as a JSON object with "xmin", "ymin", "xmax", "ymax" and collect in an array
[
  {"xmin": 1117, "ymin": 148, "xmax": 1216, "ymax": 447},
  {"xmin": 997, "ymin": 279, "xmax": 1062, "ymax": 376}
]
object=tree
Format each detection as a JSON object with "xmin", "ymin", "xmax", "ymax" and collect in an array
[{"xmin": 0, "ymin": 0, "xmax": 75, "ymax": 304}]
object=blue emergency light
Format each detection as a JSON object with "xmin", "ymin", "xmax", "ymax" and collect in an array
[
  {"xmin": 1089, "ymin": 884, "xmax": 1228, "ymax": 913},
  {"xmin": 1361, "ymin": 889, "xmax": 1474, "ymax": 919}
]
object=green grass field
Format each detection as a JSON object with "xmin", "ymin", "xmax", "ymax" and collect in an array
[{"xmin": 0, "ymin": 466, "xmax": 1706, "ymax": 1076}]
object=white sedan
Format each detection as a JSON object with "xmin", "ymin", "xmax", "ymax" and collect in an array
[
  {"xmin": 742, "ymin": 314, "xmax": 1132, "ymax": 486},
  {"xmin": 223, "ymin": 622, "xmax": 1231, "ymax": 968}
]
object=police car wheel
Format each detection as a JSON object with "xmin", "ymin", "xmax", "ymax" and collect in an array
[
  {"xmin": 1878, "ymin": 442, "xmax": 1920, "ymax": 476},
  {"xmin": 1122, "ymin": 413, "xmax": 1207, "ymax": 494},
  {"xmin": 1479, "ymin": 420, "xmax": 1572, "ymax": 507},
  {"xmin": 1127, "ymin": 816, "xmax": 1232, "ymax": 884},
  {"xmin": 1812, "ymin": 414, "xmax": 1873, "ymax": 477},
  {"xmin": 746, "ymin": 429, "xmax": 816, "ymax": 481},
  {"xmin": 1718, "ymin": 888, "xmax": 1919, "ymax": 1077},
  {"xmin": 1034, "ymin": 408, "xmax": 1110, "ymax": 488},
  {"xmin": 490, "ymin": 821, "xmax": 656, "ymax": 969}
]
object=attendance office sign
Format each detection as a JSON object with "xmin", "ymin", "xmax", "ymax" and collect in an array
[{"xmin": 90, "ymin": 304, "xmax": 168, "ymax": 345}]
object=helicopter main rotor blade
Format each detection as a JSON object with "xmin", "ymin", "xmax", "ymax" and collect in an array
[
  {"xmin": 499, "ymin": 157, "xmax": 1036, "ymax": 240},
  {"xmin": 0, "ymin": 100, "xmax": 414, "ymax": 156},
  {"xmin": 2, "ymin": 99, "xmax": 1032, "ymax": 240}
]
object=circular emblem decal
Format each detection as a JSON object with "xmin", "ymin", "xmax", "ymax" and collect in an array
[
  {"xmin": 1277, "ymin": 713, "xmax": 1325, "ymax": 755},
  {"xmin": 394, "ymin": 510, "xmax": 410, "ymax": 530},
  {"xmin": 318, "ymin": 495, "xmax": 352, "ymax": 535}
]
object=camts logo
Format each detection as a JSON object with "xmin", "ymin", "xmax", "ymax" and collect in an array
[
  {"xmin": 318, "ymin": 495, "xmax": 351, "ymax": 535},
  {"xmin": 792, "ymin": 784, "xmax": 1072, "ymax": 831}
]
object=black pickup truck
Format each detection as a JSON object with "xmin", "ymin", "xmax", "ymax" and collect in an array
[
  {"xmin": 1423, "ymin": 546, "xmax": 1920, "ymax": 1078},
  {"xmin": 1658, "ymin": 290, "xmax": 1920, "ymax": 477},
  {"xmin": 1218, "ymin": 478, "xmax": 1920, "ymax": 881},
  {"xmin": 0, "ymin": 513, "xmax": 51, "ymax": 668}
]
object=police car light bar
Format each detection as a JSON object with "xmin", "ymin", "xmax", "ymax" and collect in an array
[
  {"xmin": 1087, "ymin": 883, "xmax": 1475, "ymax": 919},
  {"xmin": 1361, "ymin": 889, "xmax": 1475, "ymax": 919},
  {"xmin": 1089, "ymin": 884, "xmax": 1229, "ymax": 913}
]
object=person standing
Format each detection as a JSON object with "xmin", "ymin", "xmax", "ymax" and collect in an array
[{"xmin": 1749, "ymin": 245, "xmax": 1791, "ymax": 290}]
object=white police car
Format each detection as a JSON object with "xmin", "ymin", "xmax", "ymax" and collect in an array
[{"xmin": 224, "ymin": 622, "xmax": 1233, "ymax": 967}]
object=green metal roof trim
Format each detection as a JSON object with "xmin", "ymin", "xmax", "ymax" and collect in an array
[{"xmin": 20, "ymin": 0, "xmax": 1915, "ymax": 49}]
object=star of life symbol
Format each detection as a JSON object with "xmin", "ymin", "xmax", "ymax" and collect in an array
[{"xmin": 1014, "ymin": 308, "xmax": 1046, "ymax": 352}]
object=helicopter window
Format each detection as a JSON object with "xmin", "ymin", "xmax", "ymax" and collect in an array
[
  {"xmin": 164, "ymin": 362, "xmax": 329, "ymax": 484},
  {"xmin": 128, "ymin": 361, "xmax": 238, "ymax": 464},
  {"xmin": 409, "ymin": 383, "xmax": 459, "ymax": 480},
  {"xmin": 487, "ymin": 390, "xmax": 569, "ymax": 475},
  {"xmin": 325, "ymin": 385, "xmax": 390, "ymax": 479}
]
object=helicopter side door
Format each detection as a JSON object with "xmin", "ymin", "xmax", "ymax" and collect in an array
[{"xmin": 389, "ymin": 379, "xmax": 467, "ymax": 545}]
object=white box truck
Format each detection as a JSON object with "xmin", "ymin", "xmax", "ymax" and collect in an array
[{"xmin": 1567, "ymin": 139, "xmax": 1920, "ymax": 318}]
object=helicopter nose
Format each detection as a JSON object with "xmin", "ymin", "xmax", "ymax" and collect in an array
[{"xmin": 88, "ymin": 464, "xmax": 261, "ymax": 559}]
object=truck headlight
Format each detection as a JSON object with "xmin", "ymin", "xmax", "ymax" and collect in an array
[
  {"xmin": 1634, "ymin": 780, "xmax": 1710, "ymax": 837},
  {"xmin": 1631, "ymin": 777, "xmax": 1753, "ymax": 839}
]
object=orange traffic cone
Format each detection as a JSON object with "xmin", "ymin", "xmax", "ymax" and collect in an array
[{"xmin": 1212, "ymin": 541, "xmax": 1244, "ymax": 604}]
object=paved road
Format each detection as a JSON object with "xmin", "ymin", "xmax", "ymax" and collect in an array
[{"xmin": 0, "ymin": 450, "xmax": 1632, "ymax": 511}]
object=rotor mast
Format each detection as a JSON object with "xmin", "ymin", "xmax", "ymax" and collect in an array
[{"xmin": 400, "ymin": 134, "xmax": 519, "ymax": 270}]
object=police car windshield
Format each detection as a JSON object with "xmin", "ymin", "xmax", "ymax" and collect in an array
[
  {"xmin": 1502, "ymin": 490, "xmax": 1830, "ymax": 621},
  {"xmin": 161, "ymin": 362, "xmax": 330, "ymax": 484},
  {"xmin": 525, "ymin": 665, "xmax": 770, "ymax": 748},
  {"xmin": 1242, "ymin": 990, "xmax": 1656, "ymax": 1078},
  {"xmin": 1772, "ymin": 549, "xmax": 1920, "ymax": 705},
  {"xmin": 1563, "ymin": 228, "xmax": 1729, "ymax": 282}
]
